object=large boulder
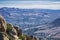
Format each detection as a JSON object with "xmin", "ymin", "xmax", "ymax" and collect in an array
[
  {"xmin": 0, "ymin": 15, "xmax": 9, "ymax": 40},
  {"xmin": 0, "ymin": 15, "xmax": 7, "ymax": 32},
  {"xmin": 14, "ymin": 25, "xmax": 22, "ymax": 37}
]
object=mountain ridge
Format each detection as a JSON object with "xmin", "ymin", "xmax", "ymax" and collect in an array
[{"xmin": 0, "ymin": 7, "xmax": 60, "ymax": 40}]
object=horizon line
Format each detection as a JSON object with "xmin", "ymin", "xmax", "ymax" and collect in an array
[{"xmin": 0, "ymin": 7, "xmax": 60, "ymax": 10}]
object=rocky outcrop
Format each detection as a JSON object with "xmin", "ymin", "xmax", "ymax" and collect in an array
[
  {"xmin": 6, "ymin": 23, "xmax": 18, "ymax": 40},
  {"xmin": 0, "ymin": 15, "xmax": 7, "ymax": 32},
  {"xmin": 0, "ymin": 15, "xmax": 19, "ymax": 40},
  {"xmin": 0, "ymin": 15, "xmax": 9, "ymax": 40},
  {"xmin": 14, "ymin": 25, "xmax": 22, "ymax": 37}
]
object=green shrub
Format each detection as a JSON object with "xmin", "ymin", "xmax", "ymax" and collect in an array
[
  {"xmin": 19, "ymin": 35, "xmax": 25, "ymax": 40},
  {"xmin": 7, "ymin": 24, "xmax": 12, "ymax": 31},
  {"xmin": 19, "ymin": 34, "xmax": 32, "ymax": 40}
]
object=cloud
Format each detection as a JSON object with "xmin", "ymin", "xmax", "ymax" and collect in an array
[
  {"xmin": 0, "ymin": 0, "xmax": 60, "ymax": 1},
  {"xmin": 0, "ymin": 1, "xmax": 60, "ymax": 9}
]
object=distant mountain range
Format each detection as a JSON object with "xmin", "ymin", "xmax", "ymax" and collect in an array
[{"xmin": 0, "ymin": 7, "xmax": 60, "ymax": 38}]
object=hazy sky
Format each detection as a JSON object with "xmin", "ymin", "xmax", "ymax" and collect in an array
[
  {"xmin": 0, "ymin": 0, "xmax": 60, "ymax": 1},
  {"xmin": 0, "ymin": 0, "xmax": 60, "ymax": 9}
]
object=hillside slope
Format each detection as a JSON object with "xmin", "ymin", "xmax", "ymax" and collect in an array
[{"xmin": 0, "ymin": 15, "xmax": 38, "ymax": 40}]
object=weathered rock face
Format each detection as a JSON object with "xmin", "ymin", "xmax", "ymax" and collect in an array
[
  {"xmin": 0, "ymin": 33, "xmax": 9, "ymax": 40},
  {"xmin": 7, "ymin": 23, "xmax": 18, "ymax": 40},
  {"xmin": 7, "ymin": 23, "xmax": 17, "ymax": 35},
  {"xmin": 0, "ymin": 15, "xmax": 9, "ymax": 40},
  {"xmin": 14, "ymin": 26, "xmax": 22, "ymax": 37},
  {"xmin": 0, "ymin": 15, "xmax": 7, "ymax": 32}
]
